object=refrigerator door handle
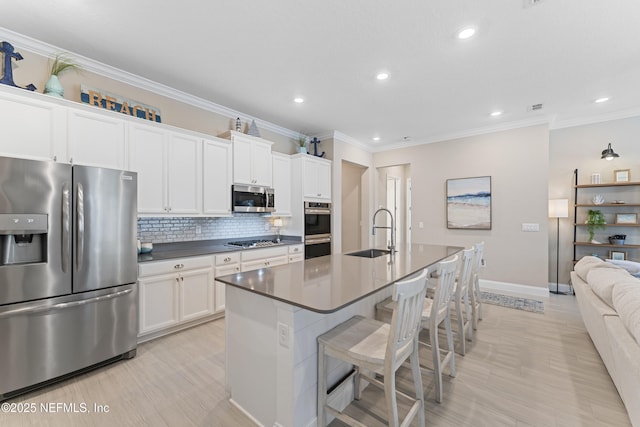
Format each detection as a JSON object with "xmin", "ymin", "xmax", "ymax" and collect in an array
[
  {"xmin": 76, "ymin": 183, "xmax": 84, "ymax": 271},
  {"xmin": 61, "ymin": 181, "xmax": 71, "ymax": 273},
  {"xmin": 0, "ymin": 289, "xmax": 133, "ymax": 319}
]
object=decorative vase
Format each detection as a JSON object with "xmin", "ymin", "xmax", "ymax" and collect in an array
[
  {"xmin": 44, "ymin": 75, "xmax": 64, "ymax": 97},
  {"xmin": 297, "ymin": 146, "xmax": 307, "ymax": 154}
]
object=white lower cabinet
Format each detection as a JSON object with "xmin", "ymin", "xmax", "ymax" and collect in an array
[
  {"xmin": 213, "ymin": 252, "xmax": 241, "ymax": 313},
  {"xmin": 288, "ymin": 244, "xmax": 304, "ymax": 263},
  {"xmin": 138, "ymin": 255, "xmax": 216, "ymax": 340}
]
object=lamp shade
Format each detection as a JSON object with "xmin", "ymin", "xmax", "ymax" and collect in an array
[
  {"xmin": 273, "ymin": 219, "xmax": 283, "ymax": 227},
  {"xmin": 601, "ymin": 142, "xmax": 620, "ymax": 160},
  {"xmin": 549, "ymin": 199, "xmax": 569, "ymax": 218}
]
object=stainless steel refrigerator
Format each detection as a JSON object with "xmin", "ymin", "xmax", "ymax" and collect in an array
[{"xmin": 0, "ymin": 156, "xmax": 138, "ymax": 400}]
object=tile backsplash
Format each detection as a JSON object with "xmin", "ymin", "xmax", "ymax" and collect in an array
[{"xmin": 138, "ymin": 215, "xmax": 277, "ymax": 243}]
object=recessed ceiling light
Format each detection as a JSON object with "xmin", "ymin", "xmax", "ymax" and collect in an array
[
  {"xmin": 457, "ymin": 27, "xmax": 476, "ymax": 40},
  {"xmin": 594, "ymin": 97, "xmax": 610, "ymax": 104},
  {"xmin": 490, "ymin": 111, "xmax": 503, "ymax": 117},
  {"xmin": 294, "ymin": 97, "xmax": 304, "ymax": 103},
  {"xmin": 372, "ymin": 136, "xmax": 380, "ymax": 141},
  {"xmin": 376, "ymin": 72, "xmax": 389, "ymax": 80}
]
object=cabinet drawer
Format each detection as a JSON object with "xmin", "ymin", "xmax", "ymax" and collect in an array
[
  {"xmin": 214, "ymin": 252, "xmax": 241, "ymax": 266},
  {"xmin": 241, "ymin": 246, "xmax": 288, "ymax": 262},
  {"xmin": 215, "ymin": 264, "xmax": 241, "ymax": 276},
  {"xmin": 288, "ymin": 244, "xmax": 304, "ymax": 255},
  {"xmin": 241, "ymin": 255, "xmax": 288, "ymax": 272},
  {"xmin": 139, "ymin": 255, "xmax": 213, "ymax": 277},
  {"xmin": 288, "ymin": 253, "xmax": 304, "ymax": 263}
]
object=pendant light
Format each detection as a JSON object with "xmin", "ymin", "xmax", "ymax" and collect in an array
[{"xmin": 601, "ymin": 143, "xmax": 619, "ymax": 160}]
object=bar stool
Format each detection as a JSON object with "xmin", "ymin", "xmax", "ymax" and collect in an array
[
  {"xmin": 317, "ymin": 269, "xmax": 429, "ymax": 427},
  {"xmin": 377, "ymin": 256, "xmax": 459, "ymax": 403},
  {"xmin": 451, "ymin": 247, "xmax": 474, "ymax": 355},
  {"xmin": 469, "ymin": 242, "xmax": 485, "ymax": 331}
]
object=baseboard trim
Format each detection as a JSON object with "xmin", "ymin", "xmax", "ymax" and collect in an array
[
  {"xmin": 229, "ymin": 398, "xmax": 265, "ymax": 427},
  {"xmin": 479, "ymin": 279, "xmax": 550, "ymax": 299}
]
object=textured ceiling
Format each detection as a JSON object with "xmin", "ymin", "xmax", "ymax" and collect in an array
[{"xmin": 2, "ymin": 0, "xmax": 640, "ymax": 150}]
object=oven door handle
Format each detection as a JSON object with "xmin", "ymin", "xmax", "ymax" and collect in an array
[
  {"xmin": 305, "ymin": 209, "xmax": 331, "ymax": 215},
  {"xmin": 305, "ymin": 237, "xmax": 332, "ymax": 245}
]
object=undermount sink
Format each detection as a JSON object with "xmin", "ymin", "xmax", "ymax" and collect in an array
[{"xmin": 346, "ymin": 249, "xmax": 391, "ymax": 258}]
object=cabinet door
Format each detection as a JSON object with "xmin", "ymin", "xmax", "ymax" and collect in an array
[
  {"xmin": 316, "ymin": 160, "xmax": 332, "ymax": 200},
  {"xmin": 0, "ymin": 92, "xmax": 65, "ymax": 161},
  {"xmin": 232, "ymin": 136, "xmax": 253, "ymax": 185},
  {"xmin": 203, "ymin": 138, "xmax": 232, "ymax": 215},
  {"xmin": 67, "ymin": 109, "xmax": 127, "ymax": 169},
  {"xmin": 252, "ymin": 141, "xmax": 273, "ymax": 187},
  {"xmin": 272, "ymin": 154, "xmax": 292, "ymax": 216},
  {"xmin": 138, "ymin": 274, "xmax": 179, "ymax": 335},
  {"xmin": 303, "ymin": 159, "xmax": 320, "ymax": 198},
  {"xmin": 128, "ymin": 123, "xmax": 167, "ymax": 214},
  {"xmin": 168, "ymin": 132, "xmax": 202, "ymax": 214},
  {"xmin": 180, "ymin": 268, "xmax": 213, "ymax": 321},
  {"xmin": 214, "ymin": 264, "xmax": 240, "ymax": 313}
]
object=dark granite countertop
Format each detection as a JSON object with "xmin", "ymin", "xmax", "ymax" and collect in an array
[
  {"xmin": 216, "ymin": 243, "xmax": 463, "ymax": 313},
  {"xmin": 137, "ymin": 236, "xmax": 303, "ymax": 263}
]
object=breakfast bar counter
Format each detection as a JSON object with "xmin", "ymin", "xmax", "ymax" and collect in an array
[{"xmin": 216, "ymin": 243, "xmax": 462, "ymax": 427}]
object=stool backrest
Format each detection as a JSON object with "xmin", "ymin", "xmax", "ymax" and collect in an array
[
  {"xmin": 386, "ymin": 268, "xmax": 429, "ymax": 365},
  {"xmin": 430, "ymin": 256, "xmax": 459, "ymax": 324},
  {"xmin": 472, "ymin": 241, "xmax": 485, "ymax": 277},
  {"xmin": 456, "ymin": 248, "xmax": 475, "ymax": 300}
]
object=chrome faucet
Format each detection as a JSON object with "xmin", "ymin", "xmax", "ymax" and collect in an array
[{"xmin": 372, "ymin": 208, "xmax": 395, "ymax": 256}]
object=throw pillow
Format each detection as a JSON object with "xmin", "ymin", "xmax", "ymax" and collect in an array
[{"xmin": 606, "ymin": 259, "xmax": 640, "ymax": 278}]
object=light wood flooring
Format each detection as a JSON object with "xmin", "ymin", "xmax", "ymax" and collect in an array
[{"xmin": 0, "ymin": 294, "xmax": 631, "ymax": 427}]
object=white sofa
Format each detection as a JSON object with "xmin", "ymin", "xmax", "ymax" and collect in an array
[{"xmin": 571, "ymin": 256, "xmax": 640, "ymax": 426}]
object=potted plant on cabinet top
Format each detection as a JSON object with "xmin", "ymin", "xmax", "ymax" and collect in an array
[
  {"xmin": 586, "ymin": 209, "xmax": 606, "ymax": 243},
  {"xmin": 45, "ymin": 53, "xmax": 82, "ymax": 98},
  {"xmin": 296, "ymin": 134, "xmax": 308, "ymax": 154}
]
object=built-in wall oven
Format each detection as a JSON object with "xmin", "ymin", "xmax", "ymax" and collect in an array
[{"xmin": 304, "ymin": 202, "xmax": 331, "ymax": 259}]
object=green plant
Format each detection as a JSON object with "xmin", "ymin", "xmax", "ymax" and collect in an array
[
  {"xmin": 296, "ymin": 134, "xmax": 308, "ymax": 147},
  {"xmin": 49, "ymin": 53, "xmax": 82, "ymax": 76},
  {"xmin": 586, "ymin": 209, "xmax": 606, "ymax": 241}
]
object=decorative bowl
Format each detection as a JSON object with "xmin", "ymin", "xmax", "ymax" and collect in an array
[
  {"xmin": 140, "ymin": 242, "xmax": 153, "ymax": 253},
  {"xmin": 609, "ymin": 235, "xmax": 626, "ymax": 245}
]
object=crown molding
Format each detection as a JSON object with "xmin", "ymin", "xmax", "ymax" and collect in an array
[
  {"xmin": 0, "ymin": 27, "xmax": 299, "ymax": 139},
  {"xmin": 331, "ymin": 131, "xmax": 373, "ymax": 151},
  {"xmin": 549, "ymin": 107, "xmax": 640, "ymax": 130}
]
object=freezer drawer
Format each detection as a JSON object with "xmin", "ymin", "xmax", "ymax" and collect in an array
[{"xmin": 0, "ymin": 283, "xmax": 138, "ymax": 400}]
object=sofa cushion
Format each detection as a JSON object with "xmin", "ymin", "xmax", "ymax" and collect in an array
[
  {"xmin": 607, "ymin": 259, "xmax": 640, "ymax": 278},
  {"xmin": 586, "ymin": 267, "xmax": 633, "ymax": 308},
  {"xmin": 574, "ymin": 256, "xmax": 622, "ymax": 282},
  {"xmin": 612, "ymin": 281, "xmax": 640, "ymax": 345}
]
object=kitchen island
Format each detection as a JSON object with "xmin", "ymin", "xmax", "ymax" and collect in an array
[{"xmin": 216, "ymin": 243, "xmax": 462, "ymax": 427}]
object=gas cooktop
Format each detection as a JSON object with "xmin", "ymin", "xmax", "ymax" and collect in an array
[{"xmin": 227, "ymin": 239, "xmax": 280, "ymax": 248}]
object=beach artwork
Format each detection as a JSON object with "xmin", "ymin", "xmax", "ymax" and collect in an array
[{"xmin": 447, "ymin": 176, "xmax": 491, "ymax": 229}]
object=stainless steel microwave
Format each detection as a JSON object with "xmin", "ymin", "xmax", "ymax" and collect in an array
[{"xmin": 232, "ymin": 184, "xmax": 275, "ymax": 213}]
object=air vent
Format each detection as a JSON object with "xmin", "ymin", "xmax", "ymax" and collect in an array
[{"xmin": 528, "ymin": 103, "xmax": 544, "ymax": 111}]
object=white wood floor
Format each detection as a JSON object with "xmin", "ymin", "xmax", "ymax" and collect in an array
[{"xmin": 0, "ymin": 293, "xmax": 631, "ymax": 427}]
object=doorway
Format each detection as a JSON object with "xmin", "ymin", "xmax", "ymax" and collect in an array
[
  {"xmin": 341, "ymin": 161, "xmax": 367, "ymax": 254},
  {"xmin": 376, "ymin": 164, "xmax": 411, "ymax": 248}
]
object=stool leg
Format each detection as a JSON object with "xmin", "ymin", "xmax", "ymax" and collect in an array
[
  {"xmin": 455, "ymin": 298, "xmax": 466, "ymax": 356},
  {"xmin": 464, "ymin": 291, "xmax": 473, "ymax": 342},
  {"xmin": 354, "ymin": 367, "xmax": 362, "ymax": 400},
  {"xmin": 432, "ymin": 323, "xmax": 443, "ymax": 404},
  {"xmin": 317, "ymin": 342, "xmax": 327, "ymax": 427},
  {"xmin": 410, "ymin": 342, "xmax": 426, "ymax": 427},
  {"xmin": 444, "ymin": 314, "xmax": 456, "ymax": 378},
  {"xmin": 383, "ymin": 362, "xmax": 400, "ymax": 427}
]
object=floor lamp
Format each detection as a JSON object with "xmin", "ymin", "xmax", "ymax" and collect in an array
[{"xmin": 549, "ymin": 199, "xmax": 569, "ymax": 294}]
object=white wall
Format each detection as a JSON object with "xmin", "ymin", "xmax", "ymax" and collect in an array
[
  {"xmin": 373, "ymin": 124, "xmax": 550, "ymax": 288},
  {"xmin": 549, "ymin": 116, "xmax": 640, "ymax": 285}
]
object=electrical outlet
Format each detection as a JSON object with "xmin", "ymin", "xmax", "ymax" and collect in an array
[
  {"xmin": 265, "ymin": 223, "xmax": 271, "ymax": 231},
  {"xmin": 419, "ymin": 221, "xmax": 424, "ymax": 229},
  {"xmin": 522, "ymin": 223, "xmax": 540, "ymax": 232},
  {"xmin": 278, "ymin": 322, "xmax": 290, "ymax": 348},
  {"xmin": 195, "ymin": 226, "xmax": 202, "ymax": 234}
]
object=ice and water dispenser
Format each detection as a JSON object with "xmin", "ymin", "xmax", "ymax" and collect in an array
[{"xmin": 0, "ymin": 214, "xmax": 48, "ymax": 265}]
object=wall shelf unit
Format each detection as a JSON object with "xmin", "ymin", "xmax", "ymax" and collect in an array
[{"xmin": 573, "ymin": 169, "xmax": 640, "ymax": 262}]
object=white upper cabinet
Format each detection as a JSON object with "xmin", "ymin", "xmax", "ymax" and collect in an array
[
  {"xmin": 129, "ymin": 123, "xmax": 202, "ymax": 215},
  {"xmin": 272, "ymin": 152, "xmax": 292, "ymax": 216},
  {"xmin": 203, "ymin": 138, "xmax": 233, "ymax": 216},
  {"xmin": 167, "ymin": 132, "xmax": 202, "ymax": 214},
  {"xmin": 221, "ymin": 130, "xmax": 273, "ymax": 187},
  {"xmin": 299, "ymin": 155, "xmax": 332, "ymax": 200},
  {"xmin": 67, "ymin": 109, "xmax": 127, "ymax": 169},
  {"xmin": 0, "ymin": 88, "xmax": 65, "ymax": 161},
  {"xmin": 128, "ymin": 122, "xmax": 167, "ymax": 214}
]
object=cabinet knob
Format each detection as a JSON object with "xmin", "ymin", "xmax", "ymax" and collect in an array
[
  {"xmin": 235, "ymin": 267, "xmax": 240, "ymax": 271},
  {"xmin": 174, "ymin": 263, "xmax": 184, "ymax": 269},
  {"xmin": 175, "ymin": 277, "xmax": 179, "ymax": 283},
  {"xmin": 224, "ymin": 257, "xmax": 231, "ymax": 262},
  {"xmin": 317, "ymin": 193, "xmax": 321, "ymax": 197}
]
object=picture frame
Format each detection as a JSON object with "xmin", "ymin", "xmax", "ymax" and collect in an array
[
  {"xmin": 609, "ymin": 250, "xmax": 627, "ymax": 261},
  {"xmin": 446, "ymin": 176, "xmax": 491, "ymax": 230},
  {"xmin": 616, "ymin": 213, "xmax": 638, "ymax": 224},
  {"xmin": 614, "ymin": 169, "xmax": 630, "ymax": 183}
]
